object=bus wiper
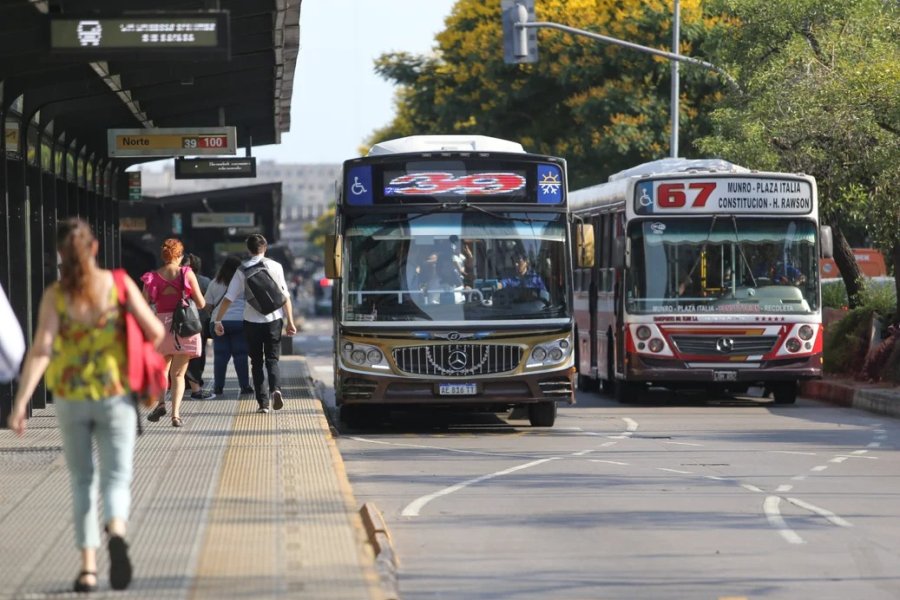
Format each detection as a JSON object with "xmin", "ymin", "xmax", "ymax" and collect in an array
[
  {"xmin": 457, "ymin": 202, "xmax": 537, "ymax": 223},
  {"xmin": 729, "ymin": 214, "xmax": 758, "ymax": 288}
]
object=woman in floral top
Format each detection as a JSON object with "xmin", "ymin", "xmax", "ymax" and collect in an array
[{"xmin": 8, "ymin": 218, "xmax": 164, "ymax": 592}]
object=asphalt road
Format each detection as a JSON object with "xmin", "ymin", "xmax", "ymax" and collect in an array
[{"xmin": 296, "ymin": 318, "xmax": 900, "ymax": 600}]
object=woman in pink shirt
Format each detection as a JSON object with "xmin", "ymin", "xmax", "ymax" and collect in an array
[{"xmin": 141, "ymin": 239, "xmax": 206, "ymax": 427}]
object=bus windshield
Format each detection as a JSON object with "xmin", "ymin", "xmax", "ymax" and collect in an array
[
  {"xmin": 342, "ymin": 211, "xmax": 570, "ymax": 322},
  {"xmin": 626, "ymin": 218, "xmax": 819, "ymax": 315}
]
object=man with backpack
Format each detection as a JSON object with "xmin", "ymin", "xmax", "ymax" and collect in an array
[{"xmin": 213, "ymin": 234, "xmax": 297, "ymax": 413}]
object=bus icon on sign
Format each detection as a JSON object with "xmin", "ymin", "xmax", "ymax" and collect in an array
[{"xmin": 76, "ymin": 20, "xmax": 103, "ymax": 47}]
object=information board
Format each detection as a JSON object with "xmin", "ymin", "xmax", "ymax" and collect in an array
[
  {"xmin": 49, "ymin": 12, "xmax": 229, "ymax": 58},
  {"xmin": 175, "ymin": 157, "xmax": 256, "ymax": 179},
  {"xmin": 108, "ymin": 127, "xmax": 237, "ymax": 158}
]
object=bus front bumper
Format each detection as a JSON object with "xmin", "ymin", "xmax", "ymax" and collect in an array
[
  {"xmin": 626, "ymin": 354, "xmax": 822, "ymax": 385},
  {"xmin": 336, "ymin": 367, "xmax": 576, "ymax": 407}
]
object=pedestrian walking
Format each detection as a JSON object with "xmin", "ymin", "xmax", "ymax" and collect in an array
[
  {"xmin": 204, "ymin": 256, "xmax": 253, "ymax": 395},
  {"xmin": 213, "ymin": 234, "xmax": 296, "ymax": 413},
  {"xmin": 7, "ymin": 218, "xmax": 164, "ymax": 592},
  {"xmin": 184, "ymin": 253, "xmax": 214, "ymax": 400},
  {"xmin": 141, "ymin": 238, "xmax": 207, "ymax": 427}
]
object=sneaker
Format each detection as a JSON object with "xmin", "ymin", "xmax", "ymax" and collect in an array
[
  {"xmin": 190, "ymin": 390, "xmax": 216, "ymax": 400},
  {"xmin": 257, "ymin": 406, "xmax": 270, "ymax": 414},
  {"xmin": 240, "ymin": 387, "xmax": 255, "ymax": 394},
  {"xmin": 272, "ymin": 389, "xmax": 284, "ymax": 411},
  {"xmin": 147, "ymin": 403, "xmax": 167, "ymax": 422},
  {"xmin": 214, "ymin": 388, "xmax": 224, "ymax": 395}
]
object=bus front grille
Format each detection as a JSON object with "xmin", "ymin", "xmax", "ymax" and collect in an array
[
  {"xmin": 670, "ymin": 335, "xmax": 779, "ymax": 356},
  {"xmin": 393, "ymin": 344, "xmax": 522, "ymax": 376}
]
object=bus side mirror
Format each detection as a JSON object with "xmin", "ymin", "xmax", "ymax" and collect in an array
[
  {"xmin": 613, "ymin": 237, "xmax": 627, "ymax": 269},
  {"xmin": 576, "ymin": 223, "xmax": 595, "ymax": 268},
  {"xmin": 324, "ymin": 234, "xmax": 342, "ymax": 279},
  {"xmin": 819, "ymin": 226, "xmax": 833, "ymax": 259}
]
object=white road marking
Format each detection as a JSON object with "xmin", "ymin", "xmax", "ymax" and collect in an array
[
  {"xmin": 851, "ymin": 449, "xmax": 869, "ymax": 455},
  {"xmin": 764, "ymin": 496, "xmax": 805, "ymax": 544},
  {"xmin": 768, "ymin": 450, "xmax": 817, "ymax": 456},
  {"xmin": 830, "ymin": 456, "xmax": 848, "ymax": 464},
  {"xmin": 791, "ymin": 474, "xmax": 807, "ymax": 481},
  {"xmin": 401, "ymin": 457, "xmax": 561, "ymax": 517},
  {"xmin": 811, "ymin": 465, "xmax": 828, "ymax": 472},
  {"xmin": 349, "ymin": 436, "xmax": 528, "ymax": 459},
  {"xmin": 657, "ymin": 467, "xmax": 692, "ymax": 475},
  {"xmin": 664, "ymin": 441, "xmax": 703, "ymax": 447},
  {"xmin": 704, "ymin": 475, "xmax": 727, "ymax": 481},
  {"xmin": 741, "ymin": 484, "xmax": 764, "ymax": 493},
  {"xmin": 786, "ymin": 497, "xmax": 852, "ymax": 528},
  {"xmin": 623, "ymin": 418, "xmax": 639, "ymax": 432},
  {"xmin": 776, "ymin": 484, "xmax": 793, "ymax": 493},
  {"xmin": 590, "ymin": 459, "xmax": 630, "ymax": 466}
]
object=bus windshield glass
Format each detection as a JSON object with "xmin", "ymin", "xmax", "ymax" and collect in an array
[
  {"xmin": 626, "ymin": 218, "xmax": 819, "ymax": 315},
  {"xmin": 342, "ymin": 211, "xmax": 569, "ymax": 322}
]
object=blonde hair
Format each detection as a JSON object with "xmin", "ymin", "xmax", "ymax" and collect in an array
[
  {"xmin": 161, "ymin": 238, "xmax": 184, "ymax": 264},
  {"xmin": 56, "ymin": 218, "xmax": 99, "ymax": 309}
]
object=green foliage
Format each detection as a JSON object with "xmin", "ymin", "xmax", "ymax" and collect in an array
[
  {"xmin": 698, "ymin": 0, "xmax": 900, "ymax": 263},
  {"xmin": 369, "ymin": 0, "xmax": 731, "ymax": 187},
  {"xmin": 821, "ymin": 280, "xmax": 848, "ymax": 309},
  {"xmin": 303, "ymin": 205, "xmax": 336, "ymax": 252},
  {"xmin": 823, "ymin": 306, "xmax": 873, "ymax": 374}
]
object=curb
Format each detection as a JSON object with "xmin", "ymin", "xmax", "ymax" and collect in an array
[
  {"xmin": 360, "ymin": 503, "xmax": 401, "ymax": 600},
  {"xmin": 802, "ymin": 380, "xmax": 900, "ymax": 419}
]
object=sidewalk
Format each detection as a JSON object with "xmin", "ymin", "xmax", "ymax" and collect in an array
[
  {"xmin": 802, "ymin": 375, "xmax": 900, "ymax": 419},
  {"xmin": 0, "ymin": 357, "xmax": 384, "ymax": 599}
]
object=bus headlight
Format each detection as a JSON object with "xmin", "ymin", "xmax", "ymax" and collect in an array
[
  {"xmin": 636, "ymin": 326, "xmax": 652, "ymax": 341},
  {"xmin": 785, "ymin": 338, "xmax": 802, "ymax": 353},
  {"xmin": 798, "ymin": 325, "xmax": 814, "ymax": 340},
  {"xmin": 341, "ymin": 340, "xmax": 389, "ymax": 369},
  {"xmin": 527, "ymin": 338, "xmax": 573, "ymax": 368},
  {"xmin": 648, "ymin": 338, "xmax": 664, "ymax": 353}
]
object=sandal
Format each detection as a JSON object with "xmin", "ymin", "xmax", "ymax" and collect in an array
[
  {"xmin": 73, "ymin": 570, "xmax": 97, "ymax": 593},
  {"xmin": 107, "ymin": 534, "xmax": 133, "ymax": 590},
  {"xmin": 171, "ymin": 416, "xmax": 183, "ymax": 428},
  {"xmin": 147, "ymin": 403, "xmax": 167, "ymax": 422}
]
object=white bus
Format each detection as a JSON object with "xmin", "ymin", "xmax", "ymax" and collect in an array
[
  {"xmin": 325, "ymin": 135, "xmax": 579, "ymax": 427},
  {"xmin": 569, "ymin": 158, "xmax": 833, "ymax": 404}
]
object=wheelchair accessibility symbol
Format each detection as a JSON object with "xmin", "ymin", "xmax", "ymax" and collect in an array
[
  {"xmin": 351, "ymin": 176, "xmax": 367, "ymax": 196},
  {"xmin": 639, "ymin": 187, "xmax": 653, "ymax": 207}
]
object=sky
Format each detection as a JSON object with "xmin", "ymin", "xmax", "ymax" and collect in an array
[{"xmin": 254, "ymin": 0, "xmax": 457, "ymax": 164}]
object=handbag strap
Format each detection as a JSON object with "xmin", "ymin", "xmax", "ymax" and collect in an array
[{"xmin": 112, "ymin": 269, "xmax": 144, "ymax": 436}]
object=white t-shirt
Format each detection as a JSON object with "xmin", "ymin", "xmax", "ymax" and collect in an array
[{"xmin": 223, "ymin": 255, "xmax": 290, "ymax": 323}]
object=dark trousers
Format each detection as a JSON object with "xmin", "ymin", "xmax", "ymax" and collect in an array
[
  {"xmin": 186, "ymin": 318, "xmax": 210, "ymax": 387},
  {"xmin": 212, "ymin": 320, "xmax": 250, "ymax": 391},
  {"xmin": 244, "ymin": 319, "xmax": 282, "ymax": 406}
]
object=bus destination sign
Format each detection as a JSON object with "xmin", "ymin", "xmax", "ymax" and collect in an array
[
  {"xmin": 49, "ymin": 12, "xmax": 230, "ymax": 57},
  {"xmin": 175, "ymin": 157, "xmax": 256, "ymax": 179},
  {"xmin": 108, "ymin": 127, "xmax": 237, "ymax": 158},
  {"xmin": 634, "ymin": 176, "xmax": 813, "ymax": 216}
]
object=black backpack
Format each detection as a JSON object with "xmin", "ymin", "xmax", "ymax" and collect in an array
[{"xmin": 242, "ymin": 260, "xmax": 287, "ymax": 315}]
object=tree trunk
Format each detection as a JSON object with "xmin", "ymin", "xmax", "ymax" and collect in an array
[
  {"xmin": 832, "ymin": 225, "xmax": 864, "ymax": 308},
  {"xmin": 893, "ymin": 242, "xmax": 900, "ymax": 323}
]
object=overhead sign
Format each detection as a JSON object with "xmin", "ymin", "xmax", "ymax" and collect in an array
[
  {"xmin": 634, "ymin": 177, "xmax": 814, "ymax": 216},
  {"xmin": 175, "ymin": 157, "xmax": 256, "ymax": 179},
  {"xmin": 192, "ymin": 213, "xmax": 255, "ymax": 228},
  {"xmin": 108, "ymin": 127, "xmax": 237, "ymax": 158},
  {"xmin": 49, "ymin": 12, "xmax": 230, "ymax": 58},
  {"xmin": 127, "ymin": 171, "xmax": 141, "ymax": 200}
]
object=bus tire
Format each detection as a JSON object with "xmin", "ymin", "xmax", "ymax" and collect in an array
[
  {"xmin": 528, "ymin": 401, "xmax": 557, "ymax": 427},
  {"xmin": 772, "ymin": 382, "xmax": 798, "ymax": 405},
  {"xmin": 340, "ymin": 405, "xmax": 368, "ymax": 429},
  {"xmin": 614, "ymin": 381, "xmax": 640, "ymax": 404},
  {"xmin": 577, "ymin": 373, "xmax": 597, "ymax": 393}
]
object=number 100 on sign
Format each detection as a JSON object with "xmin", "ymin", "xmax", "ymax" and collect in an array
[{"xmin": 183, "ymin": 135, "xmax": 227, "ymax": 149}]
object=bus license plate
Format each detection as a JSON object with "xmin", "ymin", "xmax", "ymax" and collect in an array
[
  {"xmin": 713, "ymin": 371, "xmax": 737, "ymax": 382},
  {"xmin": 439, "ymin": 383, "xmax": 477, "ymax": 396}
]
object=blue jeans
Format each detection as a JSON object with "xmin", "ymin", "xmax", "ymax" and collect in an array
[
  {"xmin": 55, "ymin": 394, "xmax": 136, "ymax": 549},
  {"xmin": 212, "ymin": 320, "xmax": 250, "ymax": 391}
]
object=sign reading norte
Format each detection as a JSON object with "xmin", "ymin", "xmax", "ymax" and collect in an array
[{"xmin": 107, "ymin": 127, "xmax": 237, "ymax": 158}]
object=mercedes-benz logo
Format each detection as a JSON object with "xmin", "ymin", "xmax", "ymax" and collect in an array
[
  {"xmin": 715, "ymin": 337, "xmax": 734, "ymax": 353},
  {"xmin": 447, "ymin": 332, "xmax": 461, "ymax": 341},
  {"xmin": 448, "ymin": 350, "xmax": 468, "ymax": 371}
]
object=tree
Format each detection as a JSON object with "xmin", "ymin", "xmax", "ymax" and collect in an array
[
  {"xmin": 369, "ymin": 0, "xmax": 731, "ymax": 188},
  {"xmin": 304, "ymin": 205, "xmax": 335, "ymax": 253},
  {"xmin": 697, "ymin": 0, "xmax": 900, "ymax": 311}
]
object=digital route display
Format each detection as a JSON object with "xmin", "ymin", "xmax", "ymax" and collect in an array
[{"xmin": 107, "ymin": 127, "xmax": 237, "ymax": 158}]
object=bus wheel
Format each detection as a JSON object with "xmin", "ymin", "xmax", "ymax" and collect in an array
[
  {"xmin": 528, "ymin": 401, "xmax": 557, "ymax": 427},
  {"xmin": 614, "ymin": 381, "xmax": 640, "ymax": 404},
  {"xmin": 340, "ymin": 405, "xmax": 369, "ymax": 429},
  {"xmin": 772, "ymin": 382, "xmax": 798, "ymax": 405}
]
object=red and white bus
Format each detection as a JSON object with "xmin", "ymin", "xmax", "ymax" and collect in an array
[{"xmin": 569, "ymin": 159, "xmax": 833, "ymax": 404}]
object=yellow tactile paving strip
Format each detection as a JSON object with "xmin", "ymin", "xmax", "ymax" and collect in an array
[{"xmin": 190, "ymin": 358, "xmax": 383, "ymax": 600}]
